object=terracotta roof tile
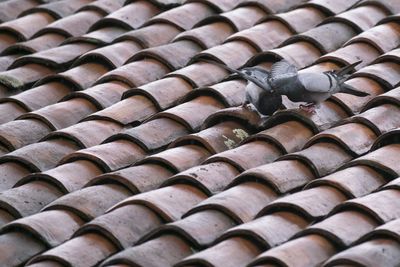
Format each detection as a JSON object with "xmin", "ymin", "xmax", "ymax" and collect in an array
[{"xmin": 0, "ymin": 0, "xmax": 398, "ymax": 265}]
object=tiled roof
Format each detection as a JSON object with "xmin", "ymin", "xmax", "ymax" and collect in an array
[{"xmin": 0, "ymin": 0, "xmax": 399, "ymax": 266}]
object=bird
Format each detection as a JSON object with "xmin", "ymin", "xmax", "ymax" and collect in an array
[
  {"xmin": 268, "ymin": 59, "xmax": 370, "ymax": 113},
  {"xmin": 200, "ymin": 59, "xmax": 283, "ymax": 117}
]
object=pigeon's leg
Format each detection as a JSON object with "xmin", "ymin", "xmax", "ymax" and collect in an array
[{"xmin": 299, "ymin": 103, "xmax": 316, "ymax": 114}]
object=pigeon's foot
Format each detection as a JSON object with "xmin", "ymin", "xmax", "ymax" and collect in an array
[{"xmin": 299, "ymin": 103, "xmax": 316, "ymax": 114}]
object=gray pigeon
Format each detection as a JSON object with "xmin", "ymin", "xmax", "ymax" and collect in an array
[
  {"xmin": 201, "ymin": 59, "xmax": 282, "ymax": 117},
  {"xmin": 269, "ymin": 59, "xmax": 369, "ymax": 113}
]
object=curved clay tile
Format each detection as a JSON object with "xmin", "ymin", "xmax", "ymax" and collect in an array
[
  {"xmin": 0, "ymin": 33, "xmax": 18, "ymax": 54},
  {"xmin": 66, "ymin": 26, "xmax": 127, "ymax": 46},
  {"xmin": 43, "ymin": 184, "xmax": 131, "ymax": 220},
  {"xmin": 152, "ymin": 210, "xmax": 235, "ymax": 248},
  {"xmin": 0, "ymin": 162, "xmax": 30, "ymax": 191},
  {"xmin": 365, "ymin": 86, "xmax": 400, "ymax": 110},
  {"xmin": 0, "ymin": 0, "xmax": 39, "ymax": 23},
  {"xmin": 90, "ymin": 1, "xmax": 160, "ymax": 31},
  {"xmin": 353, "ymin": 62, "xmax": 400, "ymax": 89},
  {"xmin": 77, "ymin": 0, "xmax": 125, "ymax": 16},
  {"xmin": 60, "ymin": 140, "xmax": 146, "ymax": 172},
  {"xmin": 360, "ymin": 217, "xmax": 400, "ymax": 242},
  {"xmin": 88, "ymin": 164, "xmax": 174, "ymax": 194},
  {"xmin": 219, "ymin": 212, "xmax": 309, "ymax": 249},
  {"xmin": 3, "ymin": 33, "xmax": 65, "ymax": 54},
  {"xmin": 175, "ymin": 22, "xmax": 234, "ymax": 49},
  {"xmin": 176, "ymin": 237, "xmax": 261, "ymax": 267},
  {"xmin": 139, "ymin": 145, "xmax": 211, "ymax": 173},
  {"xmin": 299, "ymin": 0, "xmax": 361, "ymax": 15},
  {"xmin": 162, "ymin": 162, "xmax": 239, "ymax": 195},
  {"xmin": 186, "ymin": 182, "xmax": 278, "ymax": 223},
  {"xmin": 78, "ymin": 204, "xmax": 162, "ymax": 249},
  {"xmin": 205, "ymin": 141, "xmax": 282, "ymax": 171},
  {"xmin": 115, "ymin": 23, "xmax": 182, "ymax": 49},
  {"xmin": 356, "ymin": 0, "xmax": 400, "ymax": 15},
  {"xmin": 187, "ymin": 0, "xmax": 244, "ymax": 13},
  {"xmin": 1, "ymin": 209, "xmax": 84, "ymax": 248},
  {"xmin": 241, "ymin": 0, "xmax": 308, "ymax": 14},
  {"xmin": 227, "ymin": 20, "xmax": 293, "ymax": 52},
  {"xmin": 108, "ymin": 117, "xmax": 189, "ymax": 152},
  {"xmin": 20, "ymin": 0, "xmax": 93, "ymax": 19},
  {"xmin": 305, "ymin": 166, "xmax": 385, "ymax": 198},
  {"xmin": 18, "ymin": 160, "xmax": 103, "ymax": 193},
  {"xmin": 0, "ymin": 102, "xmax": 27, "ymax": 125},
  {"xmin": 299, "ymin": 211, "xmax": 378, "ymax": 247},
  {"xmin": 372, "ymin": 127, "xmax": 400, "ymax": 150},
  {"xmin": 255, "ymin": 235, "xmax": 332, "ymax": 267},
  {"xmin": 232, "ymin": 160, "xmax": 315, "ymax": 194},
  {"xmin": 0, "ymin": 63, "xmax": 54, "ymax": 90},
  {"xmin": 324, "ymin": 238, "xmax": 400, "ymax": 267},
  {"xmin": 103, "ymin": 234, "xmax": 192, "ymax": 267}
]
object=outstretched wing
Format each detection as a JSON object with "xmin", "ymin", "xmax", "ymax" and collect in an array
[{"xmin": 269, "ymin": 60, "xmax": 298, "ymax": 89}]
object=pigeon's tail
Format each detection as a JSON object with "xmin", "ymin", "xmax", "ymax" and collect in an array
[
  {"xmin": 335, "ymin": 60, "xmax": 362, "ymax": 77},
  {"xmin": 340, "ymin": 83, "xmax": 370, "ymax": 96}
]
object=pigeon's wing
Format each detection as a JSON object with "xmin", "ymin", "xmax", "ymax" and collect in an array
[
  {"xmin": 269, "ymin": 60, "xmax": 298, "ymax": 88},
  {"xmin": 298, "ymin": 73, "xmax": 334, "ymax": 93}
]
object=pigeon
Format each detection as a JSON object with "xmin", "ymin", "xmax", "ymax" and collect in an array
[
  {"xmin": 200, "ymin": 59, "xmax": 282, "ymax": 117},
  {"xmin": 268, "ymin": 59, "xmax": 370, "ymax": 113}
]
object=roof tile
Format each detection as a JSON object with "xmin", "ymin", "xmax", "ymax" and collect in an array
[
  {"xmin": 0, "ymin": 63, "xmax": 54, "ymax": 90},
  {"xmin": 0, "ymin": 0, "xmax": 38, "ymax": 23}
]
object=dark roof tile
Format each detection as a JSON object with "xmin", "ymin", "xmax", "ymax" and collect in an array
[
  {"xmin": 249, "ymin": 235, "xmax": 336, "ymax": 267},
  {"xmin": 60, "ymin": 140, "xmax": 146, "ymax": 172},
  {"xmin": 78, "ymin": 204, "xmax": 162, "ymax": 249},
  {"xmin": 362, "ymin": 217, "xmax": 400, "ymax": 241},
  {"xmin": 177, "ymin": 237, "xmax": 261, "ymax": 267},
  {"xmin": 1, "ymin": 210, "xmax": 84, "ymax": 247},
  {"xmin": 110, "ymin": 184, "xmax": 207, "ymax": 221},
  {"xmin": 306, "ymin": 166, "xmax": 386, "ymax": 198},
  {"xmin": 233, "ymin": 160, "xmax": 315, "ymax": 194},
  {"xmin": 187, "ymin": 182, "xmax": 278, "ymax": 223},
  {"xmin": 188, "ymin": 0, "xmax": 244, "ymax": 13},
  {"xmin": 43, "ymin": 184, "xmax": 131, "ymax": 220},
  {"xmin": 89, "ymin": 164, "xmax": 174, "ymax": 193},
  {"xmin": 259, "ymin": 186, "xmax": 348, "ymax": 220},
  {"xmin": 0, "ymin": 33, "xmax": 18, "ymax": 54},
  {"xmin": 103, "ymin": 234, "xmax": 192, "ymax": 267},
  {"xmin": 90, "ymin": 1, "xmax": 160, "ymax": 31},
  {"xmin": 354, "ymin": 62, "xmax": 400, "ymax": 89},
  {"xmin": 364, "ymin": 86, "xmax": 400, "ymax": 110},
  {"xmin": 241, "ymin": 0, "xmax": 308, "ymax": 14},
  {"xmin": 0, "ymin": 181, "xmax": 63, "ymax": 218},
  {"xmin": 66, "ymin": 26, "xmax": 126, "ymax": 46},
  {"xmin": 324, "ymin": 238, "xmax": 400, "ymax": 267},
  {"xmin": 357, "ymin": 0, "xmax": 400, "ymax": 14}
]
